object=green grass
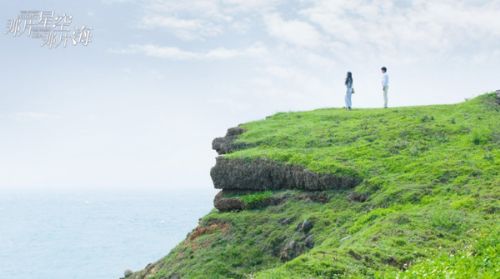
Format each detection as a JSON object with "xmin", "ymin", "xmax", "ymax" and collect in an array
[
  {"xmin": 240, "ymin": 191, "xmax": 274, "ymax": 208},
  {"xmin": 392, "ymin": 229, "xmax": 499, "ymax": 278},
  {"xmin": 132, "ymin": 93, "xmax": 499, "ymax": 279}
]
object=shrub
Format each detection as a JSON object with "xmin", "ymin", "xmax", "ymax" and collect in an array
[
  {"xmin": 241, "ymin": 191, "xmax": 274, "ymax": 208},
  {"xmin": 471, "ymin": 128, "xmax": 491, "ymax": 145},
  {"xmin": 431, "ymin": 210, "xmax": 467, "ymax": 234}
]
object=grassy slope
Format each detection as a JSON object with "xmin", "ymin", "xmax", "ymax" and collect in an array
[{"xmin": 141, "ymin": 93, "xmax": 499, "ymax": 279}]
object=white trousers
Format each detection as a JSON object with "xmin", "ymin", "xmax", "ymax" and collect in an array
[{"xmin": 383, "ymin": 86, "xmax": 389, "ymax": 108}]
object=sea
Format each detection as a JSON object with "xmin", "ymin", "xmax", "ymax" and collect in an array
[{"xmin": 0, "ymin": 188, "xmax": 217, "ymax": 279}]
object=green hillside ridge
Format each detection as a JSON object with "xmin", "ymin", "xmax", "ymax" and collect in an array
[{"xmin": 128, "ymin": 93, "xmax": 499, "ymax": 279}]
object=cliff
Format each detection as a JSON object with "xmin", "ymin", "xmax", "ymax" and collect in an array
[{"xmin": 126, "ymin": 93, "xmax": 499, "ymax": 279}]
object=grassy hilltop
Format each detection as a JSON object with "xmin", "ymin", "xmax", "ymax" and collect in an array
[{"xmin": 129, "ymin": 93, "xmax": 499, "ymax": 279}]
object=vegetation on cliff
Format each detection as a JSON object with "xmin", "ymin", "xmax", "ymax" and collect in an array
[{"xmin": 129, "ymin": 93, "xmax": 499, "ymax": 279}]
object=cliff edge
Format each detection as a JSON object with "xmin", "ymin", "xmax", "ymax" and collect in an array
[{"xmin": 126, "ymin": 93, "xmax": 499, "ymax": 279}]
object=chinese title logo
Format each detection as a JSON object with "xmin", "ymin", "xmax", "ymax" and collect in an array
[{"xmin": 6, "ymin": 11, "xmax": 92, "ymax": 48}]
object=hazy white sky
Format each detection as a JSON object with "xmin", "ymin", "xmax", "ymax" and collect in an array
[{"xmin": 1, "ymin": 0, "xmax": 499, "ymax": 190}]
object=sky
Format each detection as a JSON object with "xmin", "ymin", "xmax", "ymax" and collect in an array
[{"xmin": 1, "ymin": 0, "xmax": 499, "ymax": 191}]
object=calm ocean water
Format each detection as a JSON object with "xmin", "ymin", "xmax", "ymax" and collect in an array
[{"xmin": 0, "ymin": 188, "xmax": 216, "ymax": 279}]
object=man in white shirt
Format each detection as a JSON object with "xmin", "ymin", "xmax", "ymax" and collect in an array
[{"xmin": 381, "ymin": 67, "xmax": 389, "ymax": 108}]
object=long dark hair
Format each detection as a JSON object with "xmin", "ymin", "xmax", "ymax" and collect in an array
[{"xmin": 345, "ymin": 72, "xmax": 353, "ymax": 85}]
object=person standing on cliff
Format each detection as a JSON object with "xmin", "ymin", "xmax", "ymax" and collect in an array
[
  {"xmin": 381, "ymin": 66, "xmax": 389, "ymax": 108},
  {"xmin": 345, "ymin": 71, "xmax": 354, "ymax": 110}
]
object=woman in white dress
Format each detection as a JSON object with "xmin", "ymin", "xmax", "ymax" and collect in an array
[{"xmin": 345, "ymin": 72, "xmax": 353, "ymax": 110}]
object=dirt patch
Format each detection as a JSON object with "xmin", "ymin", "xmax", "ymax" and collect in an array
[
  {"xmin": 188, "ymin": 221, "xmax": 230, "ymax": 241},
  {"xmin": 348, "ymin": 192, "xmax": 369, "ymax": 202},
  {"xmin": 296, "ymin": 192, "xmax": 330, "ymax": 203}
]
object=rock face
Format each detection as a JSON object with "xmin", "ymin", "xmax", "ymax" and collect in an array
[
  {"xmin": 279, "ymin": 240, "xmax": 304, "ymax": 261},
  {"xmin": 304, "ymin": 235, "xmax": 314, "ymax": 248},
  {"xmin": 213, "ymin": 191, "xmax": 245, "ymax": 212},
  {"xmin": 496, "ymin": 90, "xmax": 500, "ymax": 104},
  {"xmin": 296, "ymin": 220, "xmax": 314, "ymax": 233},
  {"xmin": 212, "ymin": 127, "xmax": 253, "ymax": 155},
  {"xmin": 213, "ymin": 190, "xmax": 287, "ymax": 212},
  {"xmin": 211, "ymin": 157, "xmax": 361, "ymax": 191},
  {"xmin": 211, "ymin": 127, "xmax": 361, "ymax": 191}
]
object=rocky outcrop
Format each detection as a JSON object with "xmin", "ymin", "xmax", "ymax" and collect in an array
[
  {"xmin": 296, "ymin": 220, "xmax": 314, "ymax": 233},
  {"xmin": 304, "ymin": 235, "xmax": 314, "ymax": 248},
  {"xmin": 496, "ymin": 90, "xmax": 500, "ymax": 104},
  {"xmin": 279, "ymin": 240, "xmax": 304, "ymax": 261},
  {"xmin": 211, "ymin": 157, "xmax": 361, "ymax": 191},
  {"xmin": 213, "ymin": 191, "xmax": 246, "ymax": 212},
  {"xmin": 213, "ymin": 190, "xmax": 287, "ymax": 212},
  {"xmin": 212, "ymin": 127, "xmax": 253, "ymax": 155},
  {"xmin": 279, "ymin": 220, "xmax": 315, "ymax": 261},
  {"xmin": 211, "ymin": 125, "xmax": 361, "ymax": 191}
]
